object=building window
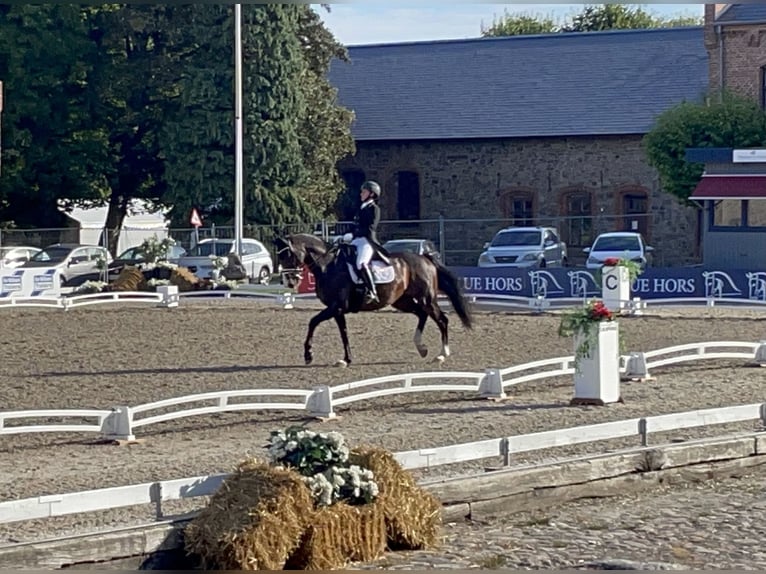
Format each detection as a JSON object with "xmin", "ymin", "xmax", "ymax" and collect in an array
[
  {"xmin": 396, "ymin": 170, "xmax": 420, "ymax": 220},
  {"xmin": 338, "ymin": 168, "xmax": 366, "ymax": 220},
  {"xmin": 761, "ymin": 66, "xmax": 766, "ymax": 110},
  {"xmin": 711, "ymin": 199, "xmax": 766, "ymax": 229},
  {"xmin": 498, "ymin": 191, "xmax": 534, "ymax": 225},
  {"xmin": 620, "ymin": 189, "xmax": 649, "ymax": 238},
  {"xmin": 560, "ymin": 190, "xmax": 593, "ymax": 249}
]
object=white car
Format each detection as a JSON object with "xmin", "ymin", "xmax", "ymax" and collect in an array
[
  {"xmin": 583, "ymin": 232, "xmax": 654, "ymax": 270},
  {"xmin": 0, "ymin": 246, "xmax": 41, "ymax": 269},
  {"xmin": 178, "ymin": 238, "xmax": 274, "ymax": 284}
]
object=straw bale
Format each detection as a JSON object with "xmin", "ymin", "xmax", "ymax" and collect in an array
[
  {"xmin": 170, "ymin": 267, "xmax": 199, "ymax": 291},
  {"xmin": 285, "ymin": 501, "xmax": 387, "ymax": 570},
  {"xmin": 350, "ymin": 446, "xmax": 442, "ymax": 550},
  {"xmin": 183, "ymin": 459, "xmax": 314, "ymax": 570},
  {"xmin": 110, "ymin": 266, "xmax": 146, "ymax": 291}
]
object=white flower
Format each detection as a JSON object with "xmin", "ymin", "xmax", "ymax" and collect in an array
[{"xmin": 285, "ymin": 440, "xmax": 298, "ymax": 452}]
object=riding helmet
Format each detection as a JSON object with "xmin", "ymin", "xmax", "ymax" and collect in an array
[{"xmin": 361, "ymin": 180, "xmax": 381, "ymax": 197}]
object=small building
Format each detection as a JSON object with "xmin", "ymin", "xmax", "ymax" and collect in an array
[{"xmin": 688, "ymin": 147, "xmax": 766, "ymax": 268}]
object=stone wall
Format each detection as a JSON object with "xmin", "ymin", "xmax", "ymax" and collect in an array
[
  {"xmin": 339, "ymin": 135, "xmax": 700, "ymax": 267},
  {"xmin": 705, "ymin": 5, "xmax": 766, "ymax": 101}
]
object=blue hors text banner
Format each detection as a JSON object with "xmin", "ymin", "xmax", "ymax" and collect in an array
[{"xmin": 451, "ymin": 267, "xmax": 766, "ymax": 301}]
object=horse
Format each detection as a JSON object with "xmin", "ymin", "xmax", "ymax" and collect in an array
[{"xmin": 272, "ymin": 233, "xmax": 473, "ymax": 367}]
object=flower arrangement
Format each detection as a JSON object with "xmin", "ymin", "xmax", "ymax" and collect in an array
[
  {"xmin": 601, "ymin": 256, "xmax": 643, "ymax": 284},
  {"xmin": 558, "ymin": 298, "xmax": 616, "ymax": 367},
  {"xmin": 139, "ymin": 236, "xmax": 177, "ymax": 264},
  {"xmin": 267, "ymin": 426, "xmax": 379, "ymax": 507},
  {"xmin": 74, "ymin": 280, "xmax": 108, "ymax": 294}
]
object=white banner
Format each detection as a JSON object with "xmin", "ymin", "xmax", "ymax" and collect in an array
[{"xmin": 0, "ymin": 267, "xmax": 62, "ymax": 298}]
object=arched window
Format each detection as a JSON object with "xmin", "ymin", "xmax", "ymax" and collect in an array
[
  {"xmin": 396, "ymin": 170, "xmax": 420, "ymax": 220},
  {"xmin": 498, "ymin": 190, "xmax": 534, "ymax": 225}
]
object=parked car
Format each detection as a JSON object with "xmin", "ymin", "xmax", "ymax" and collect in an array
[
  {"xmin": 583, "ymin": 231, "xmax": 654, "ymax": 270},
  {"xmin": 178, "ymin": 238, "xmax": 274, "ymax": 284},
  {"xmin": 0, "ymin": 246, "xmax": 41, "ymax": 269},
  {"xmin": 21, "ymin": 243, "xmax": 112, "ymax": 286},
  {"xmin": 478, "ymin": 226, "xmax": 568, "ymax": 268},
  {"xmin": 382, "ymin": 238, "xmax": 441, "ymax": 262},
  {"xmin": 107, "ymin": 244, "xmax": 187, "ymax": 282}
]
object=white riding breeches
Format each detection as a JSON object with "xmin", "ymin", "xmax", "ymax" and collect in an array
[{"xmin": 351, "ymin": 237, "xmax": 374, "ymax": 268}]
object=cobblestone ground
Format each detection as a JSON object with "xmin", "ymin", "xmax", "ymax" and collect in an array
[{"xmin": 351, "ymin": 472, "xmax": 766, "ymax": 570}]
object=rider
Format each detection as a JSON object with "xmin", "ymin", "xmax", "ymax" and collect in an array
[{"xmin": 351, "ymin": 180, "xmax": 384, "ymax": 303}]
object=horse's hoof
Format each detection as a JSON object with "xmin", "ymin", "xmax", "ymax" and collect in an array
[
  {"xmin": 334, "ymin": 359, "xmax": 348, "ymax": 368},
  {"xmin": 433, "ymin": 355, "xmax": 446, "ymax": 364},
  {"xmin": 417, "ymin": 346, "xmax": 428, "ymax": 358},
  {"xmin": 305, "ymin": 356, "xmax": 313, "ymax": 365}
]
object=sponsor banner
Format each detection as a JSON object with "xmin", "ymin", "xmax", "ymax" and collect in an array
[
  {"xmin": 451, "ymin": 266, "xmax": 766, "ymax": 302},
  {"xmin": 0, "ymin": 268, "xmax": 62, "ymax": 298}
]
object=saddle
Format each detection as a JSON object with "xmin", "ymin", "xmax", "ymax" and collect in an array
[{"xmin": 338, "ymin": 244, "xmax": 395, "ymax": 285}]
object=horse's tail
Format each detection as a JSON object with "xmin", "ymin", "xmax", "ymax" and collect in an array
[{"xmin": 428, "ymin": 256, "xmax": 473, "ymax": 330}]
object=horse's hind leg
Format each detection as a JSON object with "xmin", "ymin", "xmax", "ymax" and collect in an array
[
  {"xmin": 392, "ymin": 297, "xmax": 430, "ymax": 358},
  {"xmin": 428, "ymin": 301, "xmax": 450, "ymax": 363}
]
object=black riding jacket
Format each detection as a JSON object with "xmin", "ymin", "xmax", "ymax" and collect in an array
[{"xmin": 353, "ymin": 201, "xmax": 381, "ymax": 244}]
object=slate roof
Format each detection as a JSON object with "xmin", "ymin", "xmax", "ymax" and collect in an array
[
  {"xmin": 327, "ymin": 27, "xmax": 709, "ymax": 142},
  {"xmin": 717, "ymin": 4, "xmax": 766, "ymax": 23}
]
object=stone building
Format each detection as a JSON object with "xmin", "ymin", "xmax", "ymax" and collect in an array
[{"xmin": 326, "ymin": 4, "xmax": 764, "ymax": 266}]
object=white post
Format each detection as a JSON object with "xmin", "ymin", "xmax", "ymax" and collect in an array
[
  {"xmin": 157, "ymin": 285, "xmax": 179, "ymax": 308},
  {"xmin": 306, "ymin": 385, "xmax": 336, "ymax": 419},
  {"xmin": 478, "ymin": 368, "xmax": 506, "ymax": 399},
  {"xmin": 233, "ymin": 3, "xmax": 244, "ymax": 258},
  {"xmin": 571, "ymin": 320, "xmax": 622, "ymax": 406},
  {"xmin": 601, "ymin": 265, "xmax": 630, "ymax": 311}
]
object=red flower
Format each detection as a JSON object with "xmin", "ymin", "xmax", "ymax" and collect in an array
[{"xmin": 603, "ymin": 257, "xmax": 620, "ymax": 266}]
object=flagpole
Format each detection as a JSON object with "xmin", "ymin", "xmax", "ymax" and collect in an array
[{"xmin": 234, "ymin": 3, "xmax": 244, "ymax": 257}]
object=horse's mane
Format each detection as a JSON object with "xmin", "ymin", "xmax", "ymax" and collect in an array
[{"xmin": 288, "ymin": 233, "xmax": 330, "ymax": 254}]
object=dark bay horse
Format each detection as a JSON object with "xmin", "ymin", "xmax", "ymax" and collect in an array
[{"xmin": 273, "ymin": 233, "xmax": 473, "ymax": 367}]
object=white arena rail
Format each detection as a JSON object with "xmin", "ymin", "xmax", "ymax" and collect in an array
[
  {"xmin": 0, "ymin": 409, "xmax": 113, "ymax": 436},
  {"xmin": 328, "ymin": 371, "xmax": 486, "ymax": 408},
  {"xmin": 1, "ymin": 339, "xmax": 765, "ymax": 441},
  {"xmin": 130, "ymin": 389, "xmax": 314, "ymax": 430},
  {"xmin": 623, "ymin": 340, "xmax": 766, "ymax": 380},
  {"xmin": 2, "ymin": 401, "xmax": 765, "ymax": 525}
]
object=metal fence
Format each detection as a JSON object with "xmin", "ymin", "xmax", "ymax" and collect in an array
[{"xmin": 0, "ymin": 213, "xmax": 655, "ymax": 267}]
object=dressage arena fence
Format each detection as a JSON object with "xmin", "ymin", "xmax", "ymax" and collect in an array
[
  {"xmin": 1, "ymin": 339, "xmax": 765, "ymax": 442},
  {"xmin": 2, "ymin": 400, "xmax": 766, "ymax": 525},
  {"xmin": 4, "ymin": 285, "xmax": 766, "ymax": 314}
]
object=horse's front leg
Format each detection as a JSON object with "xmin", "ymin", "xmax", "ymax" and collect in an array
[
  {"xmin": 304, "ymin": 306, "xmax": 336, "ymax": 365},
  {"xmin": 333, "ymin": 312, "xmax": 352, "ymax": 367}
]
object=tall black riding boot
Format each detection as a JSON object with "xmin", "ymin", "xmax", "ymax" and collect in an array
[{"xmin": 360, "ymin": 264, "xmax": 379, "ymax": 303}]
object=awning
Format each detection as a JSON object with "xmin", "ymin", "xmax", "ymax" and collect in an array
[{"xmin": 689, "ymin": 174, "xmax": 766, "ymax": 200}]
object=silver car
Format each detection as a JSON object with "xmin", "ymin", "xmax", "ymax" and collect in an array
[
  {"xmin": 21, "ymin": 243, "xmax": 112, "ymax": 286},
  {"xmin": 478, "ymin": 226, "xmax": 568, "ymax": 268},
  {"xmin": 178, "ymin": 238, "xmax": 274, "ymax": 284}
]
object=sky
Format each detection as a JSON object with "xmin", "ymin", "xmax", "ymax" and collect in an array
[{"xmin": 312, "ymin": 3, "xmax": 707, "ymax": 45}]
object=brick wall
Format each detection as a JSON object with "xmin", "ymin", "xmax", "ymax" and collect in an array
[
  {"xmin": 705, "ymin": 4, "xmax": 766, "ymax": 101},
  {"xmin": 339, "ymin": 135, "xmax": 700, "ymax": 266}
]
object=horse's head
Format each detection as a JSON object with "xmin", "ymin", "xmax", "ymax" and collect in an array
[{"xmin": 273, "ymin": 235, "xmax": 305, "ymax": 289}]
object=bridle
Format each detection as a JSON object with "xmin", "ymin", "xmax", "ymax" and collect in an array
[{"xmin": 276, "ymin": 244, "xmax": 304, "ymax": 284}]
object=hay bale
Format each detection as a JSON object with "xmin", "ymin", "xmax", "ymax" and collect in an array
[
  {"xmin": 350, "ymin": 446, "xmax": 442, "ymax": 550},
  {"xmin": 170, "ymin": 267, "xmax": 199, "ymax": 292},
  {"xmin": 183, "ymin": 459, "xmax": 314, "ymax": 570},
  {"xmin": 110, "ymin": 266, "xmax": 146, "ymax": 291},
  {"xmin": 285, "ymin": 502, "xmax": 387, "ymax": 570}
]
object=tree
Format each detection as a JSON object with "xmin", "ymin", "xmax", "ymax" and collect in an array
[
  {"xmin": 643, "ymin": 92, "xmax": 766, "ymax": 204},
  {"xmin": 481, "ymin": 4, "xmax": 702, "ymax": 37},
  {"xmin": 0, "ymin": 5, "xmax": 104, "ymax": 228},
  {"xmin": 295, "ymin": 5, "xmax": 355, "ymax": 218}
]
